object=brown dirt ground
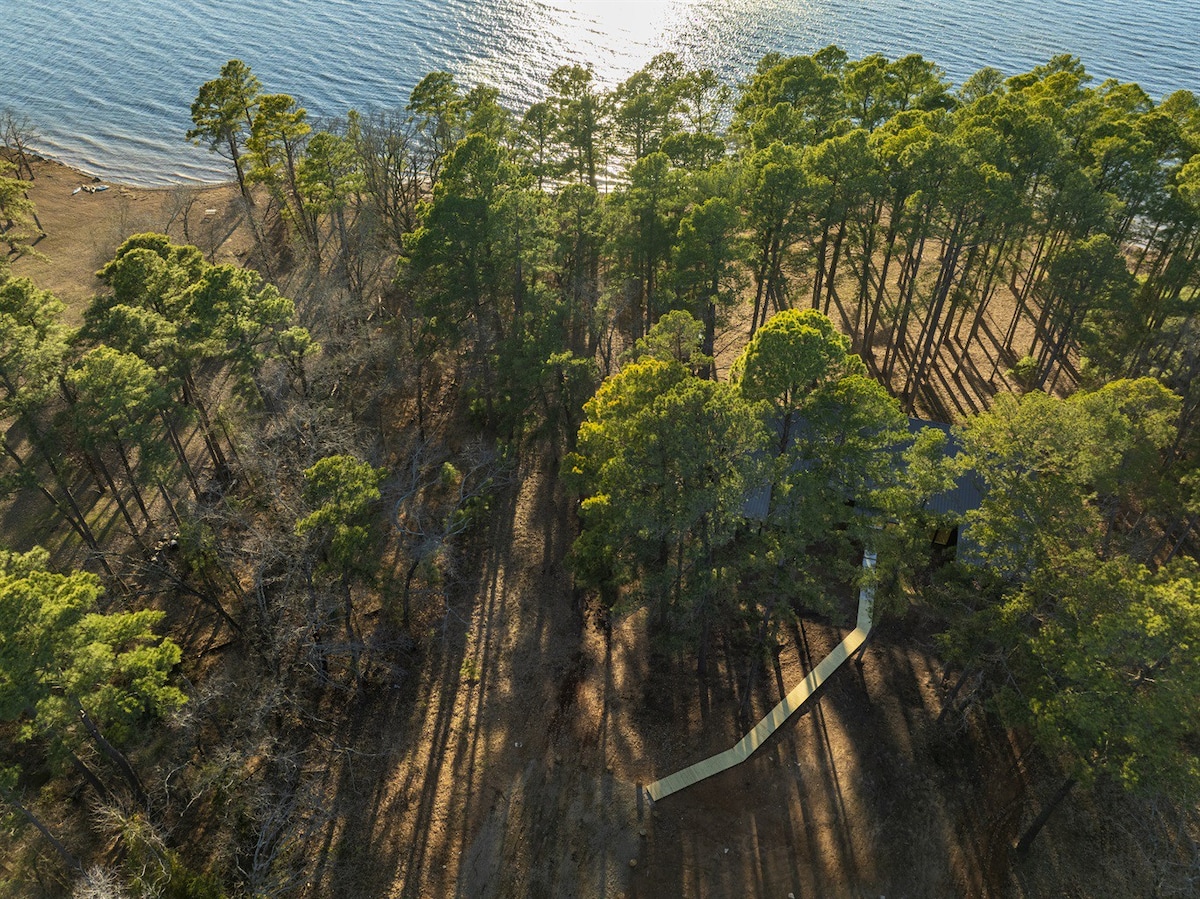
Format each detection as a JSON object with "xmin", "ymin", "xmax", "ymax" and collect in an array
[
  {"xmin": 288, "ymin": 453, "xmax": 989, "ymax": 899},
  {"xmin": 320, "ymin": 451, "xmax": 1186, "ymax": 899},
  {"xmin": 12, "ymin": 157, "xmax": 249, "ymax": 320},
  {"xmin": 8, "ymin": 157, "xmax": 1193, "ymax": 899}
]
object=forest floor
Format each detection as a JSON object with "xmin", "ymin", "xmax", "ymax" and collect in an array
[
  {"xmin": 286, "ymin": 449, "xmax": 1185, "ymax": 899},
  {"xmin": 7, "ymin": 156, "xmax": 1195, "ymax": 898}
]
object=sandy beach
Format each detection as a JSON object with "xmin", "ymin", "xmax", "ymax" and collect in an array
[{"xmin": 10, "ymin": 155, "xmax": 247, "ymax": 318}]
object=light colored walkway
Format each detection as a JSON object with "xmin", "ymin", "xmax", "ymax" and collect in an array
[{"xmin": 644, "ymin": 550, "xmax": 876, "ymax": 802}]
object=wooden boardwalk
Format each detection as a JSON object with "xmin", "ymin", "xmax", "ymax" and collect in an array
[{"xmin": 644, "ymin": 550, "xmax": 876, "ymax": 802}]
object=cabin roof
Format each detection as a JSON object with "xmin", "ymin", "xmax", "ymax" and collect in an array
[
  {"xmin": 742, "ymin": 417, "xmax": 986, "ymax": 552},
  {"xmin": 907, "ymin": 417, "xmax": 986, "ymax": 519}
]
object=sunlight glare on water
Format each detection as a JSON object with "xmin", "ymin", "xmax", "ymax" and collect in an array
[
  {"xmin": 560, "ymin": 0, "xmax": 679, "ymax": 39},
  {"xmin": 461, "ymin": 0, "xmax": 698, "ymax": 94}
]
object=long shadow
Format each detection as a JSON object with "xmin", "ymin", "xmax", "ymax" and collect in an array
[
  {"xmin": 1047, "ymin": 347, "xmax": 1081, "ymax": 393},
  {"xmin": 977, "ymin": 314, "xmax": 1019, "ymax": 385},
  {"xmin": 629, "ymin": 584, "xmax": 1028, "ymax": 898},
  {"xmin": 940, "ymin": 342, "xmax": 986, "ymax": 418},
  {"xmin": 794, "ymin": 615, "xmax": 862, "ymax": 891},
  {"xmin": 929, "ymin": 354, "xmax": 975, "ymax": 420},
  {"xmin": 288, "ymin": 466, "xmax": 519, "ymax": 898},
  {"xmin": 627, "ymin": 603, "xmax": 852, "ymax": 897},
  {"xmin": 0, "ymin": 428, "xmax": 115, "ymax": 562},
  {"xmin": 413, "ymin": 473, "xmax": 522, "ymax": 899},
  {"xmin": 434, "ymin": 451, "xmax": 588, "ymax": 896},
  {"xmin": 955, "ymin": 343, "xmax": 1001, "ymax": 406},
  {"xmin": 834, "ymin": 615, "xmax": 1028, "ymax": 897},
  {"xmin": 298, "ymin": 676, "xmax": 420, "ymax": 897},
  {"xmin": 299, "ymin": 435, "xmax": 1034, "ymax": 898},
  {"xmin": 915, "ymin": 380, "xmax": 954, "ymax": 426},
  {"xmin": 455, "ymin": 450, "xmax": 653, "ymax": 897},
  {"xmin": 827, "ymin": 285, "xmax": 855, "ymax": 338},
  {"xmin": 966, "ymin": 321, "xmax": 1010, "ymax": 387},
  {"xmin": 449, "ymin": 471, "xmax": 528, "ymax": 895}
]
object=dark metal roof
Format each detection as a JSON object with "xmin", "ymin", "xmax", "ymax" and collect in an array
[
  {"xmin": 742, "ymin": 482, "xmax": 772, "ymax": 521},
  {"xmin": 907, "ymin": 417, "xmax": 987, "ymax": 562},
  {"xmin": 743, "ymin": 417, "xmax": 987, "ymax": 541},
  {"xmin": 907, "ymin": 418, "xmax": 986, "ymax": 519}
]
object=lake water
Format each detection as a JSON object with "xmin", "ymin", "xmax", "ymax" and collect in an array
[{"xmin": 3, "ymin": 0, "xmax": 1199, "ymax": 186}]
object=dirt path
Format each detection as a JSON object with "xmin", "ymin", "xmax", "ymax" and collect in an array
[{"xmin": 645, "ymin": 552, "xmax": 875, "ymax": 802}]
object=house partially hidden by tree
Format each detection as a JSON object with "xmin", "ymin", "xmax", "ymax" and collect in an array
[
  {"xmin": 907, "ymin": 418, "xmax": 985, "ymax": 561},
  {"xmin": 742, "ymin": 412, "xmax": 986, "ymax": 563}
]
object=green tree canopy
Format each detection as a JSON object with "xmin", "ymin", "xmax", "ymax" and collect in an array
[
  {"xmin": 547, "ymin": 64, "xmax": 604, "ymax": 188},
  {"xmin": 570, "ymin": 359, "xmax": 767, "ymax": 643},
  {"xmin": 295, "ymin": 455, "xmax": 387, "ymax": 682},
  {"xmin": 731, "ymin": 310, "xmax": 907, "ymax": 615},
  {"xmin": 0, "ymin": 276, "xmax": 69, "ymax": 419},
  {"xmin": 187, "ymin": 59, "xmax": 261, "ymax": 201},
  {"xmin": 960, "ymin": 379, "xmax": 1179, "ymax": 582},
  {"xmin": 625, "ymin": 308, "xmax": 711, "ymax": 372},
  {"xmin": 733, "ymin": 307, "xmax": 868, "ymax": 449},
  {"xmin": 0, "ymin": 158, "xmax": 41, "ymax": 259},
  {"xmin": 296, "ymin": 454, "xmax": 387, "ymax": 578},
  {"xmin": 0, "ymin": 545, "xmax": 185, "ymax": 759},
  {"xmin": 999, "ymin": 554, "xmax": 1200, "ymax": 798}
]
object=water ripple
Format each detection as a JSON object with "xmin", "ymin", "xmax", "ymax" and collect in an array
[{"xmin": 1, "ymin": 0, "xmax": 1197, "ymax": 186}]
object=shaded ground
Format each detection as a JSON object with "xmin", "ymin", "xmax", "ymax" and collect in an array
[
  {"xmin": 283, "ymin": 453, "xmax": 1019, "ymax": 898},
  {"xmin": 303, "ymin": 452, "xmax": 1194, "ymax": 898}
]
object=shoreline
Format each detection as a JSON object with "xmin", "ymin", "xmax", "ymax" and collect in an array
[
  {"xmin": 9, "ymin": 154, "xmax": 248, "ymax": 314},
  {"xmin": 15, "ymin": 121, "xmax": 233, "ymax": 187},
  {"xmin": 17, "ymin": 149, "xmax": 237, "ymax": 193}
]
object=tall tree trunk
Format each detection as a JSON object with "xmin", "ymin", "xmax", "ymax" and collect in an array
[
  {"xmin": 936, "ymin": 667, "xmax": 974, "ymax": 725},
  {"xmin": 957, "ymin": 229, "xmax": 1014, "ymax": 375},
  {"xmin": 738, "ymin": 609, "xmax": 774, "ymax": 722},
  {"xmin": 751, "ymin": 235, "xmax": 774, "ymax": 339},
  {"xmin": 156, "ymin": 480, "xmax": 183, "ymax": 530},
  {"xmin": 812, "ymin": 215, "xmax": 831, "ymax": 310},
  {"xmin": 703, "ymin": 290, "xmax": 718, "ymax": 381},
  {"xmin": 1164, "ymin": 513, "xmax": 1198, "ymax": 564},
  {"xmin": 883, "ymin": 215, "xmax": 930, "ymax": 382},
  {"xmin": 853, "ymin": 201, "xmax": 883, "ymax": 350},
  {"xmin": 70, "ymin": 750, "xmax": 114, "ymax": 802},
  {"xmin": 161, "ymin": 412, "xmax": 203, "ymax": 502},
  {"xmin": 113, "ymin": 436, "xmax": 153, "ymax": 528},
  {"xmin": 1015, "ymin": 776, "xmax": 1077, "ymax": 857},
  {"xmin": 864, "ymin": 194, "xmax": 907, "ymax": 359},
  {"xmin": 822, "ymin": 217, "xmax": 849, "ymax": 316},
  {"xmin": 904, "ymin": 222, "xmax": 963, "ymax": 409},
  {"xmin": 181, "ymin": 373, "xmax": 231, "ymax": 485},
  {"xmin": 342, "ymin": 573, "xmax": 360, "ymax": 685},
  {"xmin": 2, "ymin": 442, "xmax": 102, "ymax": 564},
  {"xmin": 76, "ymin": 702, "xmax": 149, "ymax": 809},
  {"xmin": 92, "ymin": 451, "xmax": 151, "ymax": 558},
  {"xmin": 227, "ymin": 134, "xmax": 253, "ymax": 207},
  {"xmin": 0, "ymin": 789, "xmax": 84, "ymax": 873},
  {"xmin": 402, "ymin": 556, "xmax": 421, "ymax": 629}
]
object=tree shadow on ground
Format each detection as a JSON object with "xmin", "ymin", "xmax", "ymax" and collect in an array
[
  {"xmin": 288, "ymin": 450, "xmax": 644, "ymax": 898},
  {"xmin": 626, "ymin": 594, "xmax": 1028, "ymax": 898}
]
